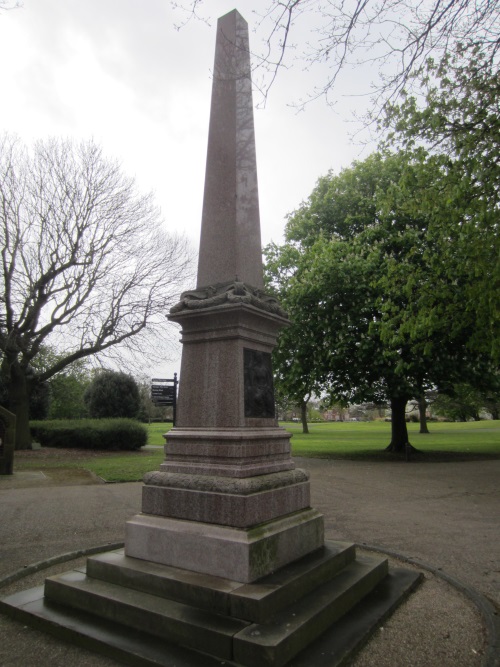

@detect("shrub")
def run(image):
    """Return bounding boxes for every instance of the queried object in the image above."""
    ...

[84,370,140,419]
[30,419,147,451]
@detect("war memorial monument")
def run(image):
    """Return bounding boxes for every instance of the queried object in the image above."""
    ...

[0,10,420,666]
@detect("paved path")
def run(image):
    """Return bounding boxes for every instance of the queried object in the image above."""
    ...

[302,457,500,607]
[0,457,498,666]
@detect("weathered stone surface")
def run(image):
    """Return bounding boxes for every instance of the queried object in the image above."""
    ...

[162,427,295,478]
[141,480,311,527]
[0,558,422,667]
[143,468,309,493]
[134,10,322,583]
[85,541,358,622]
[86,549,241,616]
[125,509,325,583]
[44,570,248,661]
[196,11,263,290]
[168,304,288,431]
[232,556,390,667]
[171,280,287,318]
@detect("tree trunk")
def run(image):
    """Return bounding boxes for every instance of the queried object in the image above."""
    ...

[300,399,309,434]
[418,395,430,434]
[385,396,414,454]
[5,361,32,450]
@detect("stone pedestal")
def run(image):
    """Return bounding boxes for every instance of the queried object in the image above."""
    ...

[124,6,324,585]
[164,301,293,473]
[125,300,325,582]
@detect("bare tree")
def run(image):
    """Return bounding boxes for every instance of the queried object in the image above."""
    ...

[175,1,500,112]
[0,134,193,448]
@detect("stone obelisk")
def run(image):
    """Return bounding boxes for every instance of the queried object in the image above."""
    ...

[2,14,420,667]
[125,9,324,582]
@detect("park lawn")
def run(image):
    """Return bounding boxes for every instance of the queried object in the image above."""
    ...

[13,447,166,483]
[286,420,500,458]
[14,420,500,482]
[146,421,173,446]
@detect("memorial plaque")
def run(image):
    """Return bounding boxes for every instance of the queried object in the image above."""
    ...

[243,348,275,418]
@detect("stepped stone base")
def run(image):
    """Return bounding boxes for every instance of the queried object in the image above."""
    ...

[125,508,325,582]
[0,541,422,667]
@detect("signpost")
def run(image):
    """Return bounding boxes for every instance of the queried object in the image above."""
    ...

[151,374,178,425]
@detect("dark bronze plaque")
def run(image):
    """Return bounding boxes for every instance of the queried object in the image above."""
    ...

[244,348,275,418]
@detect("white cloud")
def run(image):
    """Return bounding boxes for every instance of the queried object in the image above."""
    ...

[0,0,377,376]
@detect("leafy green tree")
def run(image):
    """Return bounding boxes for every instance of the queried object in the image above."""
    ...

[48,360,90,420]
[433,385,485,422]
[266,151,497,452]
[265,243,322,434]
[382,47,500,361]
[433,383,500,422]
[84,370,140,419]
[0,135,191,449]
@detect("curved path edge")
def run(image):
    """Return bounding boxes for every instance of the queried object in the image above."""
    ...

[360,543,500,667]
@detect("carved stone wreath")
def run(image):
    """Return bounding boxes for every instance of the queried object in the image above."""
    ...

[170,280,288,319]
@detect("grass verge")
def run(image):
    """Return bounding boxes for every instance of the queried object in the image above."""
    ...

[12,420,500,482]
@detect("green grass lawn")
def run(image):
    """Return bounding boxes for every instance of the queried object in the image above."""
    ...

[286,419,500,458]
[13,420,500,482]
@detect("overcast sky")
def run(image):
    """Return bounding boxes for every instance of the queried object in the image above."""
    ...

[0,0,378,377]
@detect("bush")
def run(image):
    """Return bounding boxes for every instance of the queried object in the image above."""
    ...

[30,419,147,451]
[84,370,140,419]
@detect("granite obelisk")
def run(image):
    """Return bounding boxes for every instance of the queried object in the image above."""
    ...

[197,7,264,290]
[124,9,324,582]
[1,13,421,666]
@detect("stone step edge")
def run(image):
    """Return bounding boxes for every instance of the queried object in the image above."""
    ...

[0,565,422,667]
[44,554,388,665]
[233,556,390,667]
[44,570,247,661]
[87,540,357,621]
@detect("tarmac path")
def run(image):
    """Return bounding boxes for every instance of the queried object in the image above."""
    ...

[0,456,498,666]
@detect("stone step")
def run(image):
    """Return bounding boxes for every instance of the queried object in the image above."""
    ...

[44,570,249,661]
[1,559,421,667]
[87,540,357,622]
[0,584,236,667]
[86,548,242,617]
[227,541,357,622]
[233,555,389,667]
[46,551,387,667]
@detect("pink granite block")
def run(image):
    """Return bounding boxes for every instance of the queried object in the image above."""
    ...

[141,481,311,527]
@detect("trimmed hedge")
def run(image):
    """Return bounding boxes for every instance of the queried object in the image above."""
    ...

[30,418,147,451]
